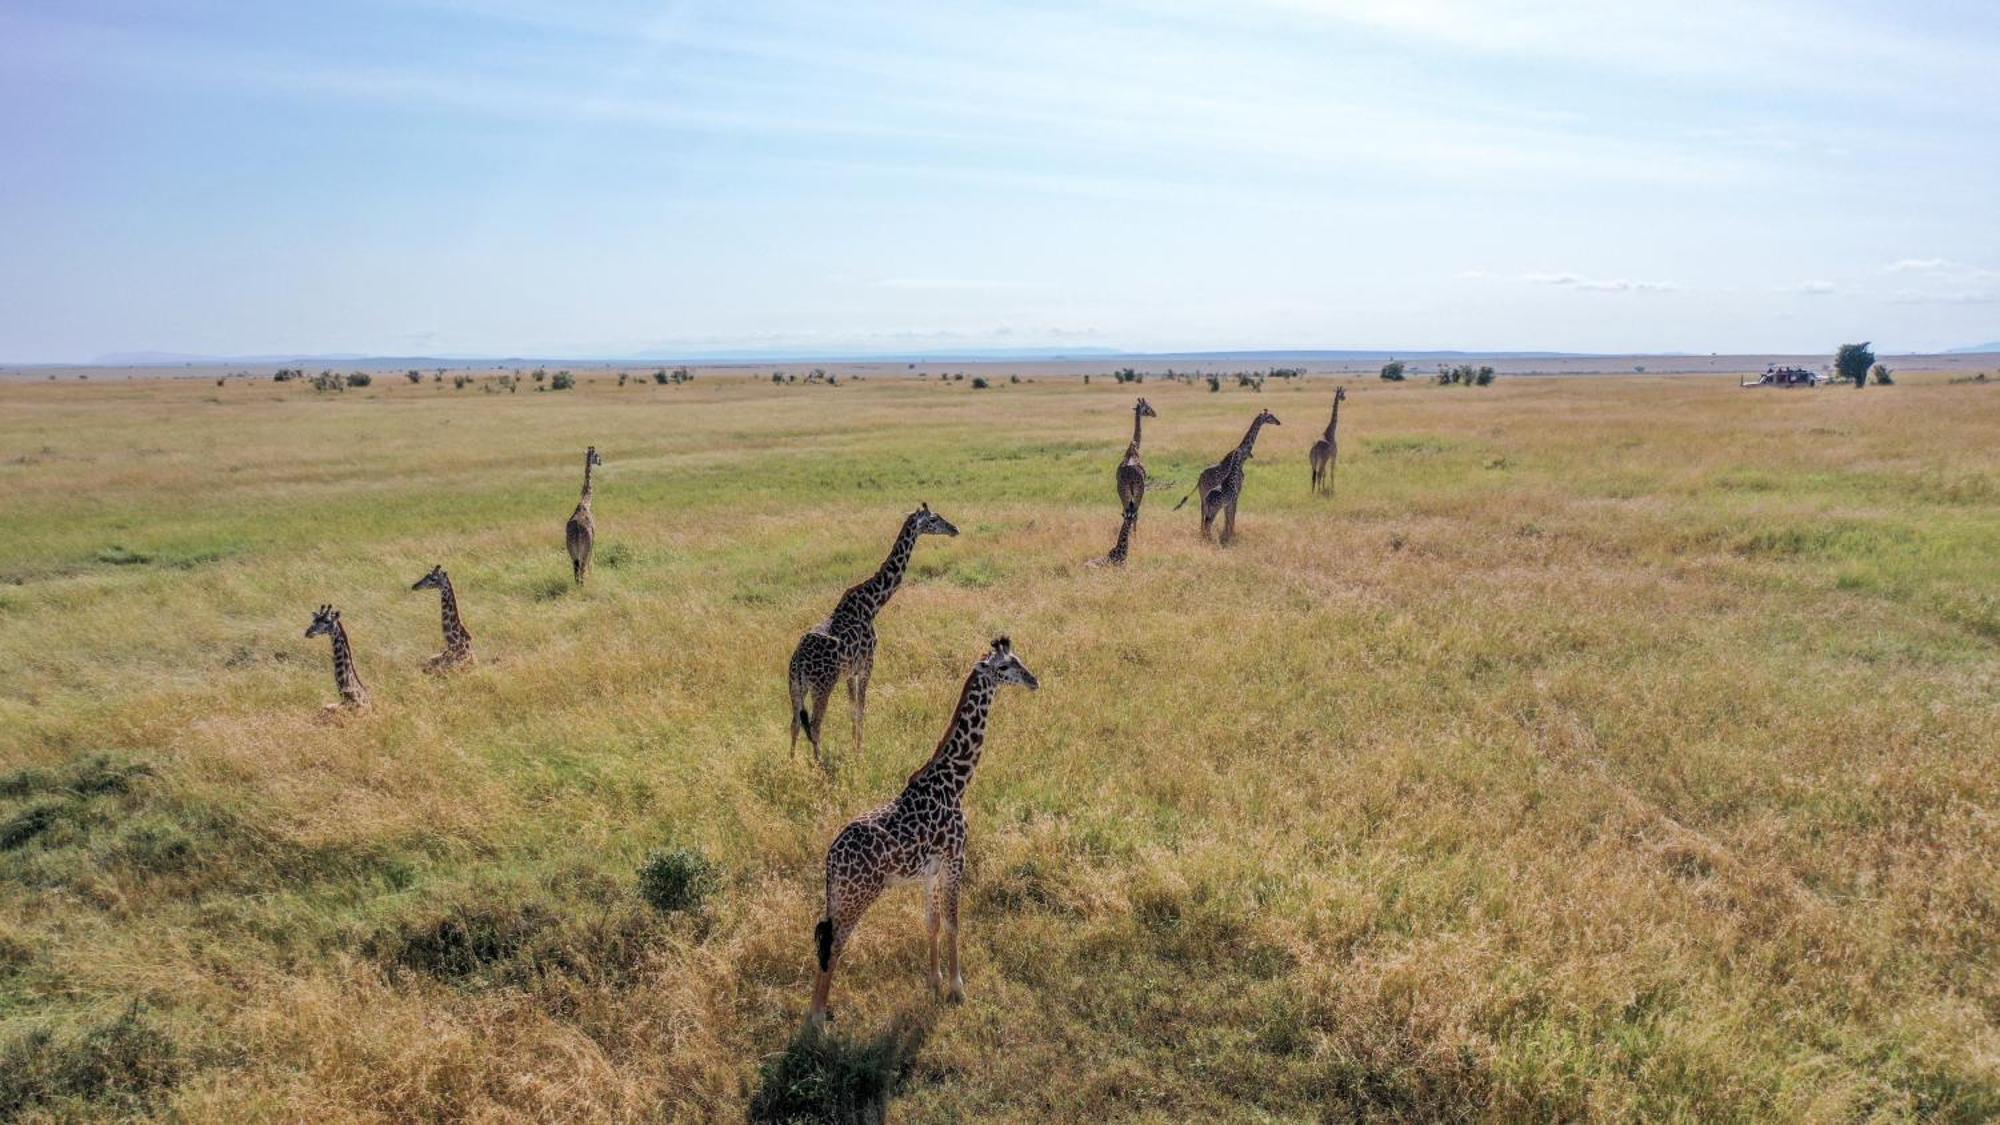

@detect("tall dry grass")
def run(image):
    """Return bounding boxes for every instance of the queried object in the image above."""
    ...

[1,370,1995,1120]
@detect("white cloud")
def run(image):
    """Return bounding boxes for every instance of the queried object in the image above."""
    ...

[1792,281,1837,295]
[1462,270,1679,293]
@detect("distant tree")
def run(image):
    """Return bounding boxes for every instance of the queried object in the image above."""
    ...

[653,369,670,385]
[771,372,784,384]
[532,368,547,384]
[970,376,990,389]
[346,372,372,387]
[617,372,628,386]
[406,369,423,384]
[673,366,693,383]
[1206,374,1221,392]
[1835,342,1874,389]
[1380,359,1406,382]
[550,370,574,390]
[1082,374,1090,385]
[1474,365,1496,386]
[1870,363,1894,386]
[453,374,470,389]
[1009,374,1020,384]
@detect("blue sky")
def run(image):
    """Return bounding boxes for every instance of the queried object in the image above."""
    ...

[4,0,1998,361]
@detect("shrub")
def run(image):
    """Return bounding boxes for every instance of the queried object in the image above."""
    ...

[617,372,628,386]
[405,370,422,384]
[550,371,574,391]
[310,370,344,393]
[1206,374,1221,392]
[1836,342,1874,389]
[1474,366,1496,386]
[638,847,718,913]
[970,376,990,390]
[654,369,671,385]
[532,368,547,384]
[345,372,372,388]
[1379,360,1405,381]
[1871,363,1894,385]
[453,375,470,389]
[771,372,784,384]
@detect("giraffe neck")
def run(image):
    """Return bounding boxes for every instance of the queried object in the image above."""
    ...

[1235,416,1270,459]
[1129,407,1145,453]
[578,459,595,508]
[1108,508,1136,564]
[904,665,997,801]
[330,623,364,699]
[845,517,921,619]
[1324,398,1340,442]
[436,575,471,650]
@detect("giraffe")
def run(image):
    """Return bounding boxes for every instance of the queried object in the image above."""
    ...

[809,636,1039,1026]
[565,446,603,584]
[1088,501,1140,568]
[1115,397,1158,509]
[789,503,959,766]
[411,564,474,672]
[304,605,368,711]
[1174,408,1280,545]
[1308,386,1347,497]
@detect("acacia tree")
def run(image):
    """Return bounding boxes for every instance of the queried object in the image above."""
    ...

[1380,359,1406,381]
[1835,342,1875,389]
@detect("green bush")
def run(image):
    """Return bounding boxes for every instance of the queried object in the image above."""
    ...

[550,371,575,391]
[638,847,718,913]
[345,372,372,388]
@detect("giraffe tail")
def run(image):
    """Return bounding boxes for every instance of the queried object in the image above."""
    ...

[1173,488,1195,511]
[814,917,834,971]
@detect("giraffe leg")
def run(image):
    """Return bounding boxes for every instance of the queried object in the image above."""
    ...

[811,863,885,1027]
[850,660,872,757]
[941,853,965,1003]
[807,681,835,768]
[925,876,944,998]
[1222,499,1238,545]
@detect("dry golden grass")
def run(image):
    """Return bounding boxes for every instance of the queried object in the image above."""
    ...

[1,370,1996,1121]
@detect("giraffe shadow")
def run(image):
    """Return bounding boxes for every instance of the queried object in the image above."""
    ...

[748,1006,937,1124]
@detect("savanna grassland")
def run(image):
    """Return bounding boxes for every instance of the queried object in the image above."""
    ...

[1,370,1996,1122]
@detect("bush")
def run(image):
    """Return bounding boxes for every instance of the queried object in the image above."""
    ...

[654,369,671,385]
[405,370,422,384]
[532,368,547,384]
[345,372,372,388]
[453,375,470,389]
[1871,363,1894,385]
[1206,374,1221,392]
[1836,342,1874,389]
[550,371,574,391]
[638,847,718,913]
[1379,360,1405,381]
[970,376,990,390]
[310,370,344,393]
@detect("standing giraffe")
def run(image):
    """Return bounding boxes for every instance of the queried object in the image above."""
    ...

[809,636,1039,1026]
[1309,386,1347,496]
[789,503,959,765]
[1174,408,1281,544]
[411,564,474,672]
[304,605,368,711]
[565,446,603,584]
[1115,397,1158,508]
[1088,501,1141,568]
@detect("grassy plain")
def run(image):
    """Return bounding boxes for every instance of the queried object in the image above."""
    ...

[1,370,1996,1121]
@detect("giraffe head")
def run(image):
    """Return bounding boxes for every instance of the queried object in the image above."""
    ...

[910,502,959,538]
[1135,397,1157,418]
[1335,387,1347,403]
[412,564,447,592]
[585,446,603,468]
[1256,408,1281,427]
[982,636,1039,691]
[304,604,341,639]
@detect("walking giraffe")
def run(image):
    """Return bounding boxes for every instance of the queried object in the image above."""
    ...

[1115,397,1158,508]
[1088,501,1141,568]
[1174,408,1281,545]
[304,605,368,711]
[411,564,474,672]
[565,446,603,584]
[789,503,959,766]
[809,636,1039,1026]
[1309,386,1347,496]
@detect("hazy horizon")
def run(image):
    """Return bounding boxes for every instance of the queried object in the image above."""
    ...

[5,1,1998,362]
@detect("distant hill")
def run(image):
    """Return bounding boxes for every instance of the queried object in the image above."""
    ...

[1946,342,2000,354]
